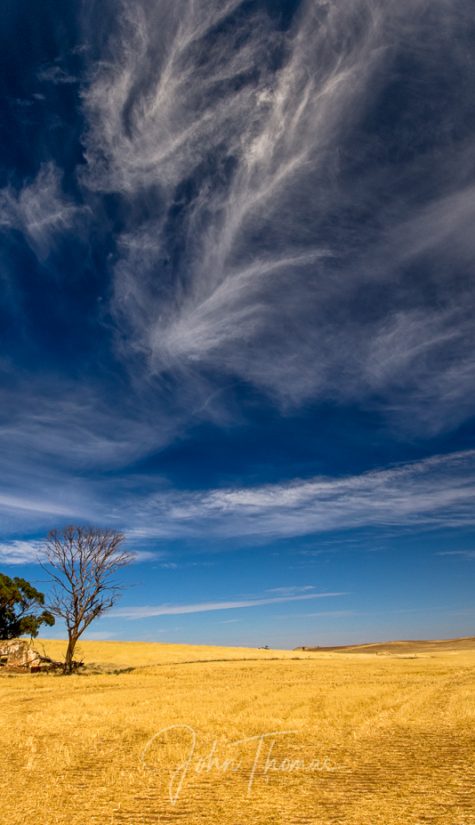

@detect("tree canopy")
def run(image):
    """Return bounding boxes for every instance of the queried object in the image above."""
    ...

[0,573,55,639]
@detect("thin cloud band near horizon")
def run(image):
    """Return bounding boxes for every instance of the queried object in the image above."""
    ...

[108,591,348,619]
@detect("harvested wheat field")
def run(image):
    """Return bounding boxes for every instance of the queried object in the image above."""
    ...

[1,638,474,825]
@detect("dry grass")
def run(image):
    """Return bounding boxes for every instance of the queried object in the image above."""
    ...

[1,638,474,824]
[299,636,475,654]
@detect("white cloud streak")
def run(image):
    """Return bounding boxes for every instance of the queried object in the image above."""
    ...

[0,163,82,259]
[37,65,78,85]
[0,540,161,566]
[1,449,474,546]
[0,540,44,565]
[266,585,316,596]
[0,381,177,536]
[109,591,346,619]
[125,450,475,539]
[0,386,168,469]
[437,550,475,560]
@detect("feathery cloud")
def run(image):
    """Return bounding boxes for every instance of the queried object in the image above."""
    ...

[109,591,347,619]
[79,0,475,433]
[0,540,44,565]
[0,163,82,259]
[437,550,475,560]
[125,450,475,540]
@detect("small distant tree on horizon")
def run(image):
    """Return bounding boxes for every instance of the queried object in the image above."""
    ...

[43,526,132,674]
[0,573,55,640]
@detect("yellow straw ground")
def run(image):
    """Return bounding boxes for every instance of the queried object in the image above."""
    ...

[1,639,474,824]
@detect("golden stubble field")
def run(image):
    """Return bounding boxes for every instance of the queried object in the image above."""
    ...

[1,638,474,825]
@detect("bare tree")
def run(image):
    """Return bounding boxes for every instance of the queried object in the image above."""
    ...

[43,526,132,674]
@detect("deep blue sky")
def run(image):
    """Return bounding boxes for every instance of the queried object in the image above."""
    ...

[1,0,474,647]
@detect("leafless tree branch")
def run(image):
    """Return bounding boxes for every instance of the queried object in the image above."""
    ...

[41,526,132,673]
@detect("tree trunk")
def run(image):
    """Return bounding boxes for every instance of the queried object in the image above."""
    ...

[64,632,79,674]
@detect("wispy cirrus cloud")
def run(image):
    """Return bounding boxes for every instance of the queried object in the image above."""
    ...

[437,550,475,561]
[37,64,78,85]
[78,0,475,434]
[1,449,474,547]
[0,540,44,565]
[126,450,475,540]
[266,585,316,596]
[0,0,474,554]
[0,493,82,520]
[0,539,161,566]
[0,163,83,259]
[0,382,172,536]
[0,383,170,470]
[109,591,346,619]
